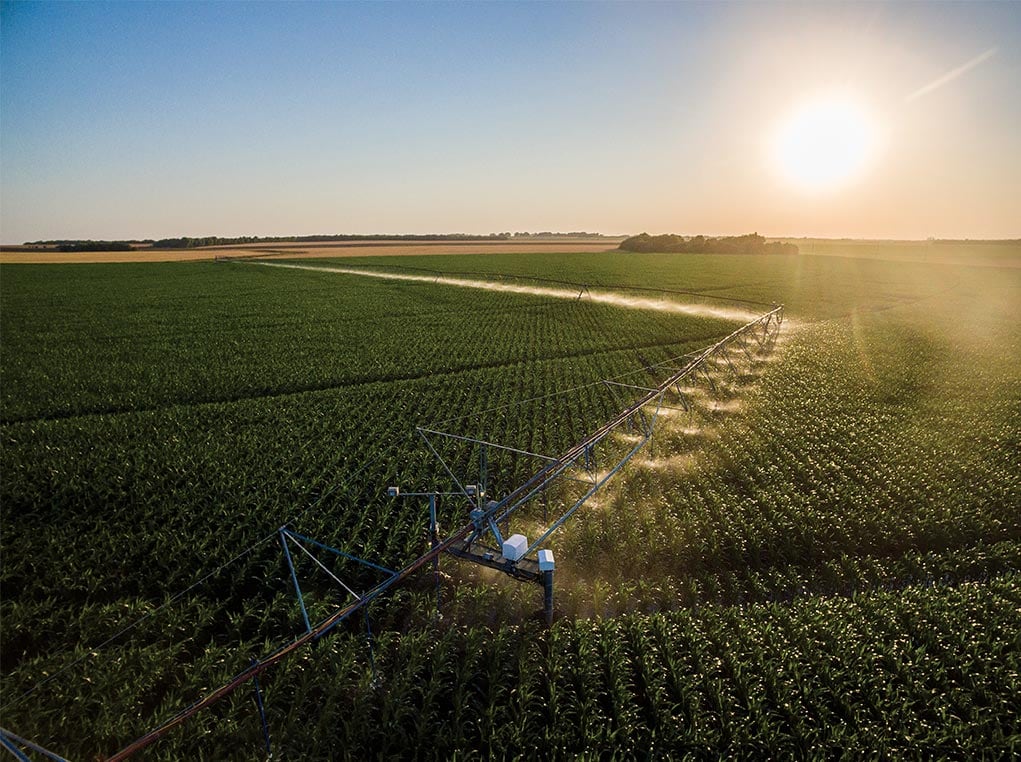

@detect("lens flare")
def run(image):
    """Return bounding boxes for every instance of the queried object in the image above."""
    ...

[773,96,877,192]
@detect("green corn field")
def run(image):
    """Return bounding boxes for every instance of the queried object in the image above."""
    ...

[1,246,1018,758]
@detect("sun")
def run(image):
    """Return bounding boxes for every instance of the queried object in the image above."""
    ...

[772,96,877,192]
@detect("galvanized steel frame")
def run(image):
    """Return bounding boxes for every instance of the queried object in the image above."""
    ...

[104,303,782,760]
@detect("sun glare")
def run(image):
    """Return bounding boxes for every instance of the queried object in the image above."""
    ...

[773,97,876,192]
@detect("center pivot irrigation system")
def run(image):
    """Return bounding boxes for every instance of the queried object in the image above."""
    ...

[2,285,782,761]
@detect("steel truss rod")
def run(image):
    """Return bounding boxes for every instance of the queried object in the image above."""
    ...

[719,346,739,376]
[282,530,398,577]
[416,427,559,464]
[0,729,68,762]
[107,523,477,761]
[523,395,664,557]
[280,530,310,633]
[603,380,662,394]
[286,532,363,602]
[0,734,30,762]
[735,332,754,360]
[417,429,474,501]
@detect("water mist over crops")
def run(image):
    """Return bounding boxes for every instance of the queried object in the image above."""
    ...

[247,261,761,322]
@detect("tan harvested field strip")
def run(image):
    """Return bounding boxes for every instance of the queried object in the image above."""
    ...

[0,239,624,264]
[6,237,1018,267]
[0,248,228,264]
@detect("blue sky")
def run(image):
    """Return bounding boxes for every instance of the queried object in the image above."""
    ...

[2,1,1018,241]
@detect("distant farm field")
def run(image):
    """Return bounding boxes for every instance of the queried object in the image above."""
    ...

[1,248,1019,758]
[4,236,1018,267]
[0,238,624,264]
[776,238,1021,268]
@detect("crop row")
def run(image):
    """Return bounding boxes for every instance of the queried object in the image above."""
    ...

[196,574,1021,759]
[1,254,1018,757]
[556,289,1021,600]
[0,262,734,423]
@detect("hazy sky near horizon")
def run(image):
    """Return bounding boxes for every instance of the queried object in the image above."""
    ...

[2,1,1019,242]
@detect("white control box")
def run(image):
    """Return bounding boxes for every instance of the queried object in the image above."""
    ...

[538,549,555,572]
[502,534,528,562]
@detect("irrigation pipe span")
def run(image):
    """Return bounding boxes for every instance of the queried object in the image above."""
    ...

[103,303,783,760]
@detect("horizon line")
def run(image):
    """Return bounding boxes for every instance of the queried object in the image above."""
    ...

[5,232,1021,248]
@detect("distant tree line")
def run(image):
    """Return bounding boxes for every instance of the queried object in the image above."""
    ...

[509,231,612,238]
[928,238,1021,245]
[39,240,140,252]
[619,233,799,255]
[24,232,617,250]
[150,233,516,249]
[24,239,154,247]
